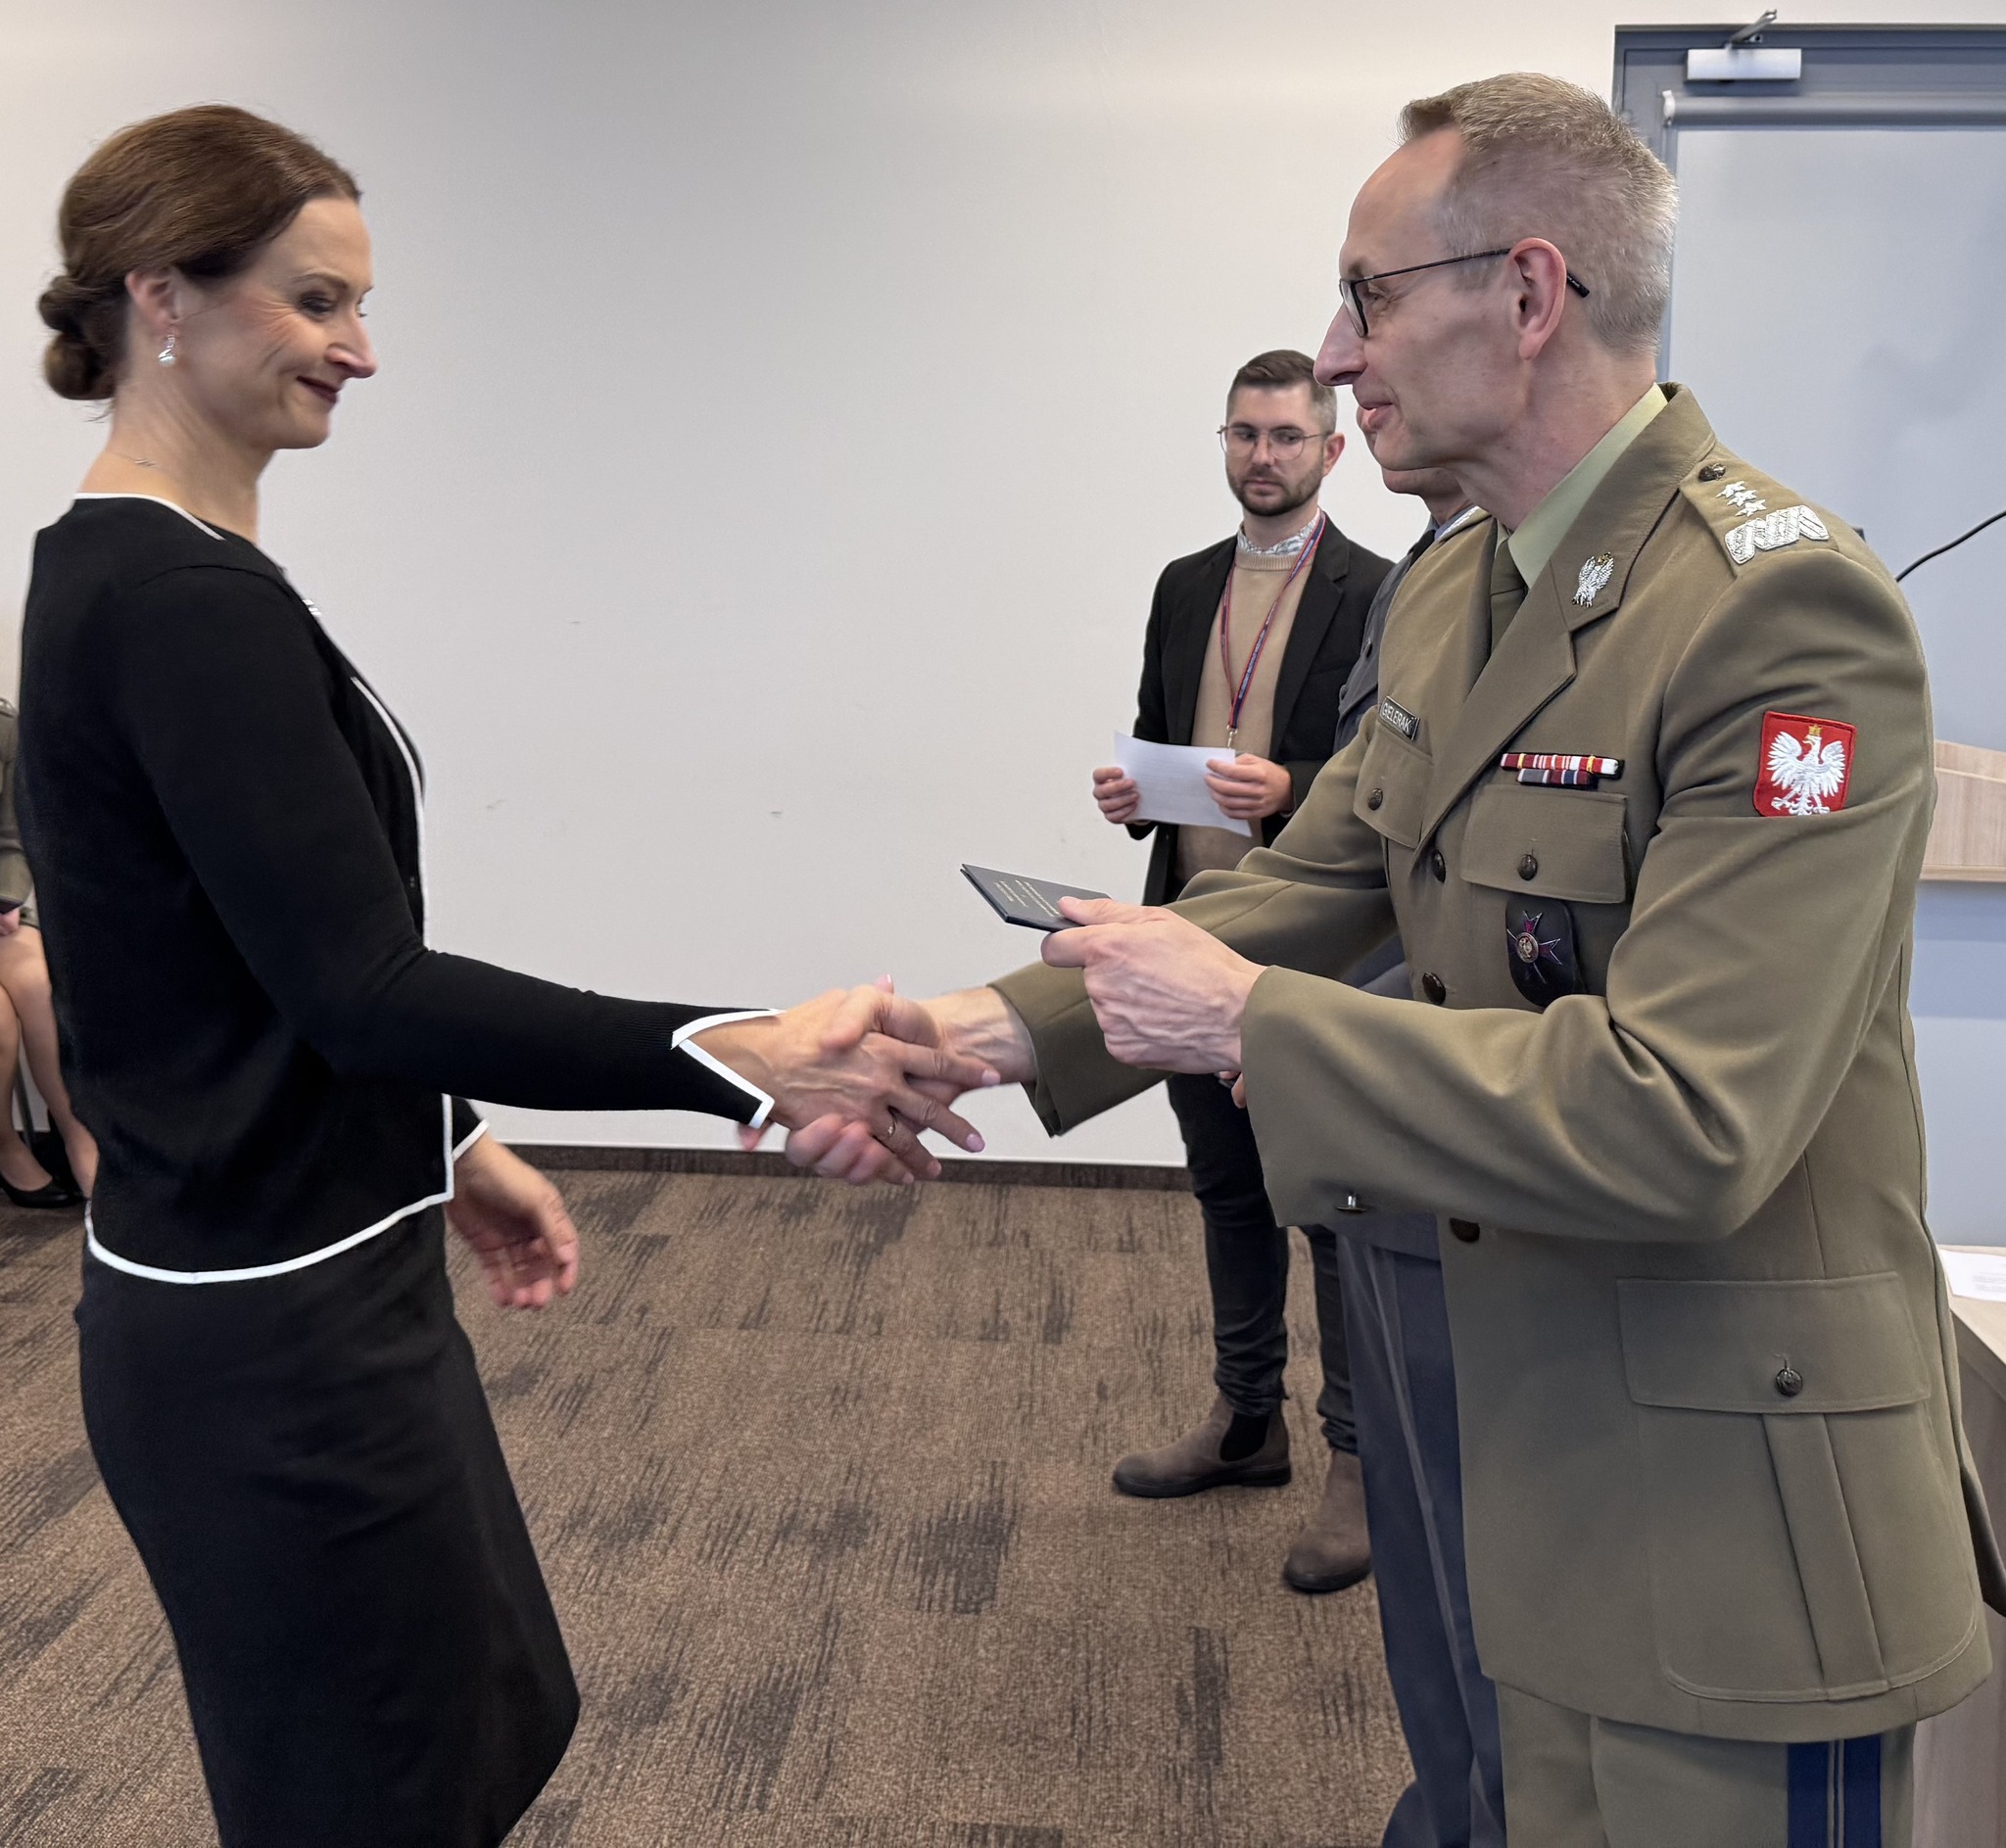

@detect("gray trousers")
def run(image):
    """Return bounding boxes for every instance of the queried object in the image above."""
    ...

[1498,1686,1913,1847]
[1337,1233,1505,1848]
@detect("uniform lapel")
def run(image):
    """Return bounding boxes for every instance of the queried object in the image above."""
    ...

[1419,529,1577,844]
[1417,388,1715,846]
[1166,539,1236,745]
[1268,526,1347,746]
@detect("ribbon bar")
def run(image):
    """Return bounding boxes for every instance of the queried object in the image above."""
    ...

[1499,752,1623,777]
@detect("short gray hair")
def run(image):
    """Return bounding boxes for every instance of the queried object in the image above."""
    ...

[1400,72,1677,355]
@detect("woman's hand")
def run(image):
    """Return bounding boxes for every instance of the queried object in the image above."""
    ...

[446,1133,580,1310]
[695,980,1002,1185]
[756,984,1035,1185]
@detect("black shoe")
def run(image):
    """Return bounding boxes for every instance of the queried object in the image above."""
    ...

[29,1128,79,1197]
[0,1171,80,1208]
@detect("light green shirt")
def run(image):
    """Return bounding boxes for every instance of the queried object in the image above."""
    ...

[1504,384,1668,591]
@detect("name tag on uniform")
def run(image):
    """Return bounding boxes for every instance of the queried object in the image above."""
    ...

[1500,750,1622,788]
[1379,698,1419,741]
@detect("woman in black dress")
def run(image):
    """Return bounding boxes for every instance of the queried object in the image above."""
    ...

[23,106,993,1847]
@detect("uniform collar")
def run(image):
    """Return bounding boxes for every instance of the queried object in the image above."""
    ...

[1504,384,1668,592]
[1415,385,1716,846]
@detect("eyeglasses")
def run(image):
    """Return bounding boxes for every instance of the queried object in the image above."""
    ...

[1218,423,1330,460]
[1337,248,1592,339]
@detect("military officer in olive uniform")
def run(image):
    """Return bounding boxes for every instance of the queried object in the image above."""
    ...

[783,71,2006,1848]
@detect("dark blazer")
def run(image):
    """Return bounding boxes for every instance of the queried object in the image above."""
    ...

[1128,520,1391,905]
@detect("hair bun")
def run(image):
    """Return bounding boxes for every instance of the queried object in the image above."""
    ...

[38,274,114,401]
[37,272,90,334]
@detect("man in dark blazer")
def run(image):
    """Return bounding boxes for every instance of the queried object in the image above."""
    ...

[1088,350,1390,1591]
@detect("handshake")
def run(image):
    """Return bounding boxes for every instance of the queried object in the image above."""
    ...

[694,896,1269,1186]
[693,979,1033,1186]
[455,899,1266,1310]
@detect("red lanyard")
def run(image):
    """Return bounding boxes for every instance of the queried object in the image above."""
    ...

[1218,511,1324,747]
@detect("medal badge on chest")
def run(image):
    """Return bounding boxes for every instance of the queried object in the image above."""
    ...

[1504,896,1582,1009]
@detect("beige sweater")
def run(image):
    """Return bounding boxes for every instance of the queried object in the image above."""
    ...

[1174,546,1312,884]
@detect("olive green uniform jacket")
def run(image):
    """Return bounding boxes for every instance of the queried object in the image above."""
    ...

[994,386,2006,1741]
[0,702,34,920]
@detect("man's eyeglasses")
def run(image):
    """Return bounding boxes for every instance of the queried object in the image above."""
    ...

[1337,248,1591,339]
[1218,423,1329,460]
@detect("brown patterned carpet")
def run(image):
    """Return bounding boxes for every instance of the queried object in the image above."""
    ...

[0,1162,1409,1846]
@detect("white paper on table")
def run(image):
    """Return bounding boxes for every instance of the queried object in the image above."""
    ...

[1940,1248,2006,1303]
[1113,733,1252,836]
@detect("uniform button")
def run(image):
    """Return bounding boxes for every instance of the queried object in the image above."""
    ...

[1367,787,1384,811]
[1448,1218,1480,1244]
[1774,1365,1804,1398]
[1421,972,1447,1005]
[1698,461,1728,482]
[1430,849,1447,881]
[1518,852,1539,880]
[1334,1193,1365,1214]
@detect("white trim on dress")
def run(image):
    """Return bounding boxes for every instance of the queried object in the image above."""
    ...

[670,1011,780,1128]
[73,493,228,542]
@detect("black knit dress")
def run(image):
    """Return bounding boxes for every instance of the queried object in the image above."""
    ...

[19,495,767,1847]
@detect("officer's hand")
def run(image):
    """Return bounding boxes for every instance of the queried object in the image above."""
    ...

[1205,754,1293,821]
[1041,898,1262,1073]
[1092,766,1141,825]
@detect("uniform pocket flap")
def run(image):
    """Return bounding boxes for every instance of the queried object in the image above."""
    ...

[1463,781,1629,903]
[1355,722,1431,850]
[1618,1273,1929,1414]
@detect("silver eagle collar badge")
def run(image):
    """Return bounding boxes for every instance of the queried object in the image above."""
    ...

[1573,553,1616,608]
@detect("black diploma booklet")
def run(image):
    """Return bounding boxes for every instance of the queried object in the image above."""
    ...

[961,865,1109,932]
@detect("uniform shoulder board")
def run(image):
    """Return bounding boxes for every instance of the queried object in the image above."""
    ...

[1680,453,1842,570]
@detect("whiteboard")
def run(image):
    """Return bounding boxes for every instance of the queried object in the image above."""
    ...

[1669,124,2006,1241]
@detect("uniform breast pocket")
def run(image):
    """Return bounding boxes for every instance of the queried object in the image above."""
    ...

[1618,1273,1975,1703]
[1355,721,1432,852]
[1464,781,1628,1004]
[1461,780,1629,903]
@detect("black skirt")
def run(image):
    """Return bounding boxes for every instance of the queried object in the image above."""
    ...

[78,1208,577,1847]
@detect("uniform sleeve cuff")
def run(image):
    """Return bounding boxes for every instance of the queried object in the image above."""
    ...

[451,1116,491,1161]
[671,1010,781,1129]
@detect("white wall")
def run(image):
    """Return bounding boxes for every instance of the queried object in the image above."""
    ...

[5,0,2005,1162]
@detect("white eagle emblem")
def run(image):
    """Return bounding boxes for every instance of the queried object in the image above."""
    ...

[1573,553,1616,608]
[1765,723,1848,815]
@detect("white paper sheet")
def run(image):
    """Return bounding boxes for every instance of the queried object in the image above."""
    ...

[1113,733,1252,836]
[1941,1248,2006,1303]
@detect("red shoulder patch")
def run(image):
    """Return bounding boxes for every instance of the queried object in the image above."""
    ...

[1755,711,1855,817]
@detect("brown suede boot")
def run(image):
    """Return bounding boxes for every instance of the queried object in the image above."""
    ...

[1281,1446,1372,1593]
[1110,1394,1291,1498]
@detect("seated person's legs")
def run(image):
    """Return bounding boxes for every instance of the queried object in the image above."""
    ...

[0,979,66,1204]
[0,924,96,1197]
